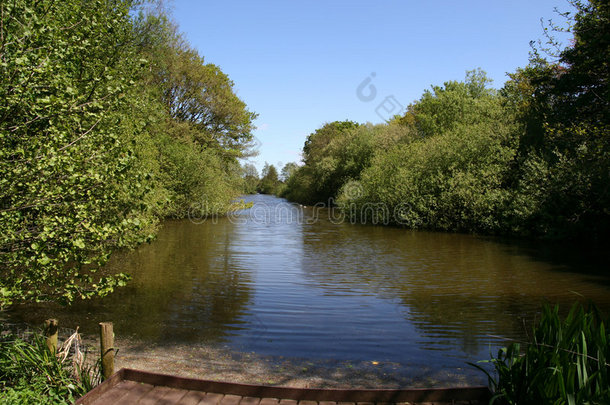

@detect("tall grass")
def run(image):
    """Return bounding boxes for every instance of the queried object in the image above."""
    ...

[0,326,101,404]
[471,303,610,405]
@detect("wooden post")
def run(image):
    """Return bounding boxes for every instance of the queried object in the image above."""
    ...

[99,322,114,380]
[44,319,58,354]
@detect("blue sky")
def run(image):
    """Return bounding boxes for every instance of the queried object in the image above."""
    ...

[171,0,572,173]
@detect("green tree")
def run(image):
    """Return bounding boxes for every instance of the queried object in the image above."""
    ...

[132,11,256,218]
[0,0,259,306]
[282,121,415,205]
[502,0,609,238]
[339,71,519,233]
[280,162,299,182]
[137,14,258,159]
[408,68,498,138]
[242,163,259,194]
[258,163,280,195]
[0,0,154,305]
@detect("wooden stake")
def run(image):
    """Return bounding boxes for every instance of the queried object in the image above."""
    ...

[44,319,58,354]
[99,322,115,380]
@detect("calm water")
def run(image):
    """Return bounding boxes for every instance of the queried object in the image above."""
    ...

[6,194,610,381]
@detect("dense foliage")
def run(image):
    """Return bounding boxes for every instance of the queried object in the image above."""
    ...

[258,162,280,195]
[0,329,98,404]
[0,1,256,306]
[471,303,610,404]
[282,1,608,240]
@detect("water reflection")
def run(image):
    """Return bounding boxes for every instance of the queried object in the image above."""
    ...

[299,215,610,358]
[5,194,610,378]
[8,218,254,344]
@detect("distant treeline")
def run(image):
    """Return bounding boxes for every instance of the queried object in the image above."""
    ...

[0,0,256,305]
[280,0,608,241]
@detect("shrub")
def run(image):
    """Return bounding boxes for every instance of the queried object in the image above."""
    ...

[0,327,100,404]
[471,303,610,404]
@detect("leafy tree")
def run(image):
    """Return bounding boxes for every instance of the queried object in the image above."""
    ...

[257,163,280,195]
[338,71,519,233]
[242,163,259,194]
[282,121,415,205]
[284,121,360,203]
[137,14,258,159]
[0,0,259,306]
[302,120,360,166]
[0,0,154,305]
[132,11,256,217]
[408,69,499,138]
[280,162,299,182]
[502,0,609,238]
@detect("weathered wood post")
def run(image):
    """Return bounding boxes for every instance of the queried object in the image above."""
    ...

[99,322,115,380]
[44,319,58,354]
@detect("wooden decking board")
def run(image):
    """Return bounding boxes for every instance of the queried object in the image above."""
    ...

[240,396,262,405]
[176,390,211,405]
[198,392,225,405]
[160,387,192,404]
[137,386,189,405]
[258,398,282,405]
[220,394,245,405]
[89,380,139,404]
[75,368,491,405]
[298,400,319,405]
[108,381,156,403]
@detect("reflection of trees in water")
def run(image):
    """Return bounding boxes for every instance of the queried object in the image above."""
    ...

[8,218,254,344]
[300,222,610,355]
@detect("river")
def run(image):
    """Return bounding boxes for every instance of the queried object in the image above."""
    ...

[4,194,610,387]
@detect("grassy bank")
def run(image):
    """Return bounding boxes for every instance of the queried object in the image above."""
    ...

[0,326,100,404]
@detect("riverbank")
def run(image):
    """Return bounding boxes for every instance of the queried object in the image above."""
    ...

[113,339,483,389]
[0,320,483,390]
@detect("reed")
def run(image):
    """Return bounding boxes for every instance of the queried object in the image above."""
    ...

[0,326,101,404]
[471,303,610,405]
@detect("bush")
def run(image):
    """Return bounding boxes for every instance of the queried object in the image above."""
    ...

[0,327,100,404]
[471,303,610,405]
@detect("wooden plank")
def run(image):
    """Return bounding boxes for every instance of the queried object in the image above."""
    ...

[199,393,225,405]
[161,387,191,403]
[124,369,490,403]
[259,398,281,405]
[86,369,491,404]
[177,391,210,405]
[88,380,139,405]
[240,396,261,405]
[298,401,318,405]
[278,399,298,405]
[136,385,189,405]
[220,394,243,405]
[109,382,155,404]
[75,368,126,404]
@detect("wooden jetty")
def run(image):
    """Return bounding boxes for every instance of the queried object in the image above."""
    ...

[75,368,492,405]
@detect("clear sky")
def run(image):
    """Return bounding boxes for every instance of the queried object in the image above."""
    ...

[171,0,572,173]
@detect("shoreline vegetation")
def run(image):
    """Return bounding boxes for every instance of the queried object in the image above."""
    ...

[264,1,608,243]
[1,0,608,403]
[1,302,608,404]
[1,1,257,306]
